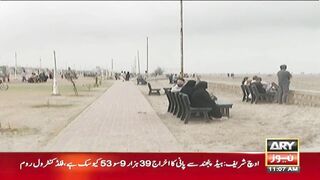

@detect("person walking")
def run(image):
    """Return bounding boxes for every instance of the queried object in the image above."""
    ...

[21,68,27,82]
[277,64,292,104]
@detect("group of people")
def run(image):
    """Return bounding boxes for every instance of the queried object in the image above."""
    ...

[168,73,197,84]
[115,71,130,81]
[22,68,52,83]
[170,77,222,119]
[27,71,50,83]
[242,76,278,93]
[241,64,292,104]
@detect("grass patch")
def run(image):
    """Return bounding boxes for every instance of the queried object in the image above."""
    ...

[0,123,40,136]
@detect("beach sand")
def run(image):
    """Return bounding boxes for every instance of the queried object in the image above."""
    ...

[138,78,320,152]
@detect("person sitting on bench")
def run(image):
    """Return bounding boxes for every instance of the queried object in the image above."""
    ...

[190,81,222,119]
[180,80,196,99]
[171,77,185,92]
[251,77,266,94]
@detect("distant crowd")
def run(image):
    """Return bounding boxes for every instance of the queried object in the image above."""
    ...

[114,71,131,81]
[21,68,52,83]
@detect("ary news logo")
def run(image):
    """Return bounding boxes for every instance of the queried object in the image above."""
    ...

[265,138,300,173]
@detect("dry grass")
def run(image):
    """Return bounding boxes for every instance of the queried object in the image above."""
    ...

[0,77,113,151]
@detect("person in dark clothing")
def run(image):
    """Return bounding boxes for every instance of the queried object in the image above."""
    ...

[251,77,266,94]
[125,71,130,81]
[180,80,196,98]
[277,64,292,104]
[168,74,173,84]
[241,77,249,85]
[190,81,222,119]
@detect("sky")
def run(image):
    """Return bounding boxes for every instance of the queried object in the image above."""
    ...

[0,1,319,74]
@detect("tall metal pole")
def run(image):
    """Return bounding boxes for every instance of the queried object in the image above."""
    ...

[137,50,141,74]
[134,56,137,74]
[111,58,114,78]
[52,50,60,96]
[180,0,184,77]
[146,37,149,74]
[39,58,42,71]
[111,58,114,71]
[14,52,17,79]
[106,62,108,78]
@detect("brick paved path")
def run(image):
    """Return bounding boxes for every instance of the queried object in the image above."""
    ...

[44,81,181,152]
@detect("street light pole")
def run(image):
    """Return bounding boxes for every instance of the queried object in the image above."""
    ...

[14,52,17,80]
[52,50,60,96]
[39,58,42,71]
[146,37,149,74]
[180,0,184,77]
[111,58,114,78]
[137,50,141,74]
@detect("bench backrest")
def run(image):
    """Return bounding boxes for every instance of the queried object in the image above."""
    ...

[165,89,172,104]
[248,85,255,98]
[171,91,177,109]
[251,84,261,97]
[240,85,246,95]
[177,93,185,113]
[147,83,152,90]
[244,85,251,96]
[181,93,191,111]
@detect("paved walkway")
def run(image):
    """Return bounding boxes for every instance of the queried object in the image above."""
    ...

[44,81,181,152]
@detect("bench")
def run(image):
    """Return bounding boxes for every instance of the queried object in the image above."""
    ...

[171,92,180,115]
[163,87,172,92]
[215,100,233,118]
[148,83,161,95]
[250,84,271,104]
[137,77,147,85]
[245,85,255,104]
[180,93,212,124]
[240,84,249,102]
[164,88,173,112]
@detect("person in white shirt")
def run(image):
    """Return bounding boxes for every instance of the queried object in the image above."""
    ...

[171,77,185,92]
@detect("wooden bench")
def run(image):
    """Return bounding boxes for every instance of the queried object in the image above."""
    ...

[163,87,172,92]
[147,83,160,95]
[180,93,212,124]
[243,85,253,102]
[164,88,173,112]
[240,85,248,102]
[137,78,147,85]
[250,84,270,104]
[215,100,233,118]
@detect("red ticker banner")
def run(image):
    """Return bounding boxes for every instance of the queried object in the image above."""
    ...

[0,153,319,180]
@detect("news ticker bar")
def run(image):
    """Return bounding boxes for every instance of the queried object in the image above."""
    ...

[0,0,319,1]
[0,153,319,176]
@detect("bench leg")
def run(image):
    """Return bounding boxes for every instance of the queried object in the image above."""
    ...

[184,112,190,124]
[204,112,210,122]
[180,111,186,121]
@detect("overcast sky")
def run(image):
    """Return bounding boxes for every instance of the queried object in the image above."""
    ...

[0,1,319,74]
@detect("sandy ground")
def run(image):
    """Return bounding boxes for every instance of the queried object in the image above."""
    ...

[1,74,319,152]
[139,79,320,152]
[0,77,113,151]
